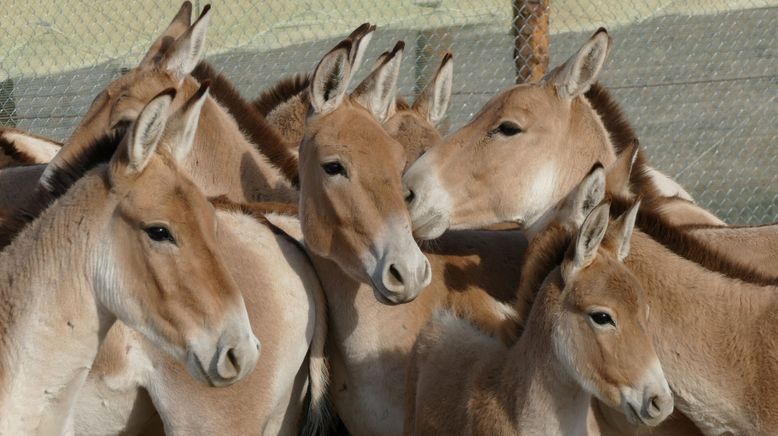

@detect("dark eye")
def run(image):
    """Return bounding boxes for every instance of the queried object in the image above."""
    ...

[322,161,347,177]
[590,311,615,327]
[144,225,176,244]
[496,121,523,136]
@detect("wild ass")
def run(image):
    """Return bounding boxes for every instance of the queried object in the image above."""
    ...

[287,38,529,435]
[405,202,673,435]
[0,127,62,168]
[0,89,259,435]
[0,1,297,214]
[532,169,778,435]
[402,28,723,240]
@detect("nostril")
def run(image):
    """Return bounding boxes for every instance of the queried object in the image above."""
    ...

[405,188,415,204]
[647,395,661,416]
[389,264,404,285]
[227,348,239,372]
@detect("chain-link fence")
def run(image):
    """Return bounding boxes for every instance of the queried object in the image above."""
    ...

[1,1,775,223]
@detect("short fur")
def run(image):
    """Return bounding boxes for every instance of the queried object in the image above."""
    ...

[191,61,300,187]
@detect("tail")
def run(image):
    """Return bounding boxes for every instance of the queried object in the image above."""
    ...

[300,272,335,436]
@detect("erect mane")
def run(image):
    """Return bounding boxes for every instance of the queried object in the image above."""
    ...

[513,223,573,334]
[191,61,300,187]
[394,96,411,112]
[252,73,310,117]
[0,127,126,249]
[608,195,778,286]
[0,127,63,166]
[584,83,662,202]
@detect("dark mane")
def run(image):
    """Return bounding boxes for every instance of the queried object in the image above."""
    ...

[608,195,778,286]
[394,96,411,112]
[209,195,304,251]
[252,73,310,117]
[513,223,573,334]
[0,127,126,249]
[584,83,662,202]
[191,61,300,187]
[0,127,62,166]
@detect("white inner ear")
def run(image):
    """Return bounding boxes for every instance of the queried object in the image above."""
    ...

[574,203,609,270]
[355,52,402,122]
[350,30,374,73]
[430,60,453,125]
[163,9,211,79]
[311,49,352,115]
[128,95,172,173]
[168,89,208,163]
[574,168,606,226]
[616,202,640,261]
[557,32,609,100]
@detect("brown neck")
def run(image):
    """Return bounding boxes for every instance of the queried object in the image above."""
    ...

[191,62,300,187]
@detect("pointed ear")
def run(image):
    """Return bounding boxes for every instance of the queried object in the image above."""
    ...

[309,40,353,115]
[413,52,453,126]
[348,23,376,73]
[352,41,404,122]
[610,199,640,262]
[140,1,193,66]
[160,5,211,80]
[124,89,176,174]
[543,28,611,100]
[164,81,209,163]
[565,201,610,281]
[606,140,639,198]
[565,163,606,228]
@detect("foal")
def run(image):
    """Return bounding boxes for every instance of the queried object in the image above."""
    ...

[0,89,258,434]
[406,202,672,435]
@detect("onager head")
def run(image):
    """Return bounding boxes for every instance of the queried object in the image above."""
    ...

[298,38,431,304]
[403,28,615,239]
[382,52,453,168]
[102,85,259,387]
[42,2,211,190]
[549,201,673,426]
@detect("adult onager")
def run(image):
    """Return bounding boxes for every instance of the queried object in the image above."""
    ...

[289,36,527,435]
[0,1,297,214]
[406,202,673,435]
[0,89,259,435]
[402,28,723,240]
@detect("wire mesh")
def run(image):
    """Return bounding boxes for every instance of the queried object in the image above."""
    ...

[0,0,775,223]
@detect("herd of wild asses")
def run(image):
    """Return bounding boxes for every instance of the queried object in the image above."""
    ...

[1,2,776,435]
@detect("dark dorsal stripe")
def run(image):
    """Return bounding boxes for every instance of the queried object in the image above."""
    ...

[608,195,778,286]
[252,73,310,117]
[584,83,663,202]
[0,127,126,249]
[0,133,39,166]
[191,61,300,187]
[513,223,573,335]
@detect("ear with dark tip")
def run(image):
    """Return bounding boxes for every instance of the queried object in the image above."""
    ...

[164,81,209,163]
[123,89,176,174]
[348,23,376,72]
[413,52,453,126]
[309,40,353,115]
[606,139,640,198]
[567,163,606,228]
[610,199,640,262]
[543,28,611,100]
[140,1,193,66]
[159,4,211,80]
[570,201,610,275]
[352,41,404,122]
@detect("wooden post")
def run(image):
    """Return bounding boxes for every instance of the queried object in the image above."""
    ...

[512,0,550,84]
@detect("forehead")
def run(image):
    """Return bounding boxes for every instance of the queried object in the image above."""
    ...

[104,68,177,96]
[477,84,558,121]
[308,102,406,164]
[570,254,644,310]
